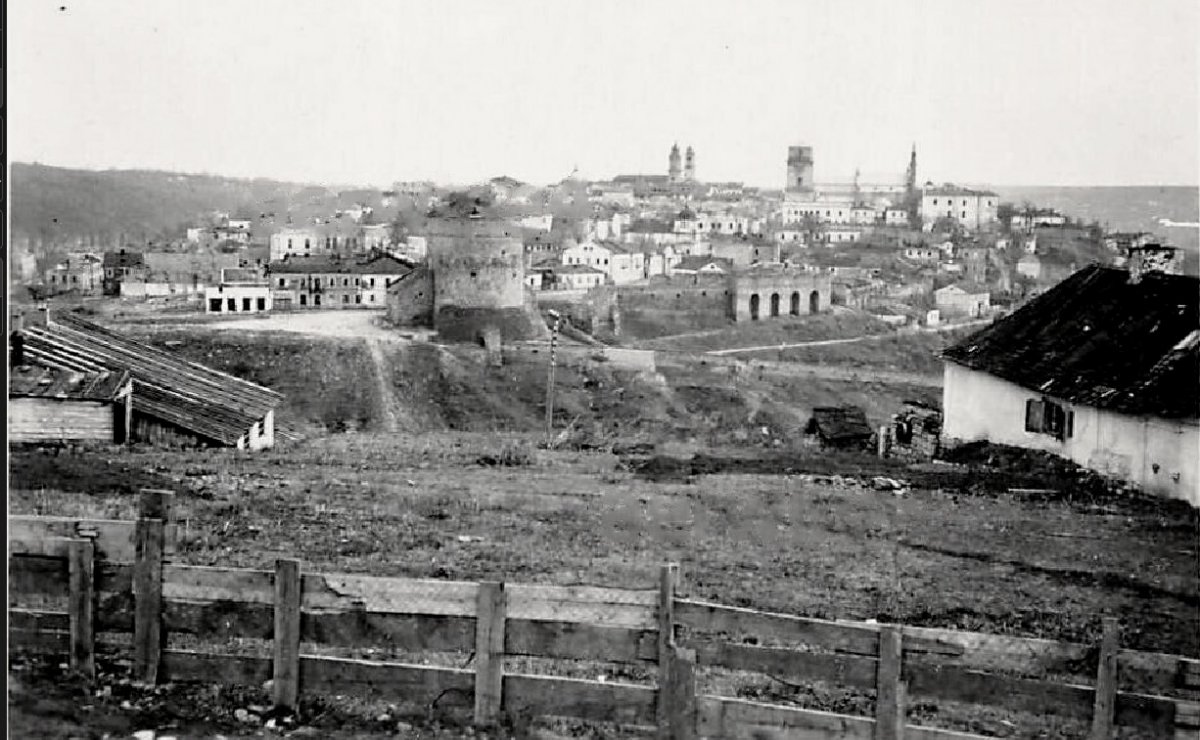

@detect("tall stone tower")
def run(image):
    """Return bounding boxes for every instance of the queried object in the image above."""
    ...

[684,146,696,181]
[425,201,547,343]
[786,146,815,194]
[905,143,918,195]
[668,143,682,183]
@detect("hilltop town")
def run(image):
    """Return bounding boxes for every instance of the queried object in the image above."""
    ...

[11,143,1174,334]
[8,147,1199,740]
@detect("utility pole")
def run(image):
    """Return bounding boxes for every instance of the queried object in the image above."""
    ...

[544,310,562,446]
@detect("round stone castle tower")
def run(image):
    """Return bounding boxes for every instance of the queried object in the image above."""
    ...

[426,213,546,343]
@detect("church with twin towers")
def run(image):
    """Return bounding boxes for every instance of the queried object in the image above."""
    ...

[668,142,695,184]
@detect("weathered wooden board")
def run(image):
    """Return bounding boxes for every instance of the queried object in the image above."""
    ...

[690,640,878,689]
[10,517,138,562]
[150,566,657,627]
[905,623,1191,695]
[697,695,875,740]
[696,696,993,740]
[161,650,272,686]
[10,628,71,653]
[300,657,474,704]
[507,620,658,663]
[9,608,70,632]
[676,600,962,657]
[9,554,69,596]
[505,673,658,727]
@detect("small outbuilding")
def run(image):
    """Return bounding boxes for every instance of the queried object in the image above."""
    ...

[804,406,874,449]
[9,364,133,445]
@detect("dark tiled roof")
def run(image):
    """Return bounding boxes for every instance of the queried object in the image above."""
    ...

[103,251,145,269]
[19,314,281,445]
[942,264,1199,419]
[10,364,130,401]
[270,255,415,276]
[806,406,874,443]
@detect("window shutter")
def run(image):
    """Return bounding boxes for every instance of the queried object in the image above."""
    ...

[1066,410,1075,439]
[1025,399,1044,432]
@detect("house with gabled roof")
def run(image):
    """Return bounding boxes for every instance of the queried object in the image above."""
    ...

[940,246,1198,504]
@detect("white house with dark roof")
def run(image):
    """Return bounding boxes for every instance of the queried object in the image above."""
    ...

[941,246,1198,504]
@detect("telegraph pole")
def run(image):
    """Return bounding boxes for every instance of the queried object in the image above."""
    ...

[544,310,562,446]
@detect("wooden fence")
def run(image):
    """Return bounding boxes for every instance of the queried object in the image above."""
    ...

[9,493,1200,740]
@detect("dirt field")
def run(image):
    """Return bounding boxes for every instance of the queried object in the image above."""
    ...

[9,318,1198,739]
[9,434,1198,738]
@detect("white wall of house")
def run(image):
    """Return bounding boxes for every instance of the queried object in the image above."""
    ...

[943,362,1199,505]
[608,251,645,285]
[204,284,273,314]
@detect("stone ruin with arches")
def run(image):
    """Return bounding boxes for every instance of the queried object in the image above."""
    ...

[729,267,831,322]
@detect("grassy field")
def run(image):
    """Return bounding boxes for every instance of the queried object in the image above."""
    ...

[629,312,897,352]
[736,327,980,376]
[9,434,1198,738]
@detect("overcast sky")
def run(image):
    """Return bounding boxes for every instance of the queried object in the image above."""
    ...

[9,0,1198,188]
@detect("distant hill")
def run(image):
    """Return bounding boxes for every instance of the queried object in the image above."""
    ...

[9,162,326,251]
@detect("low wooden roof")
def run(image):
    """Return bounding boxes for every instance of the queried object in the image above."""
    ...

[18,314,281,445]
[9,364,130,401]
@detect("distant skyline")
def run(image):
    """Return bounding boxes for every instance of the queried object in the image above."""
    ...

[8,0,1199,188]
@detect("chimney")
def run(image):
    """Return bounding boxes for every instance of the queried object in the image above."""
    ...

[1126,244,1180,285]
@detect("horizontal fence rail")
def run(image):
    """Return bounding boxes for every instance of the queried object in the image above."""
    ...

[9,499,1200,740]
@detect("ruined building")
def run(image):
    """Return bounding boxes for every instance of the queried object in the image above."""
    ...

[387,195,547,343]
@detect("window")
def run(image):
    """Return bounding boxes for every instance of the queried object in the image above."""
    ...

[228,298,237,311]
[933,199,938,205]
[305,239,311,249]
[1025,398,1073,441]
[369,294,375,302]
[342,295,349,304]
[243,297,252,311]
[278,278,285,287]
[315,295,321,306]
[257,297,266,311]
[355,295,362,304]
[209,298,223,312]
[369,278,375,287]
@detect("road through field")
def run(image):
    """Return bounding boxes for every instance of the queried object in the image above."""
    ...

[705,318,992,356]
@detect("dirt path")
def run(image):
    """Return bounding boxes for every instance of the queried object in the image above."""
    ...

[706,319,991,356]
[203,310,411,340]
[744,359,942,387]
[364,338,400,432]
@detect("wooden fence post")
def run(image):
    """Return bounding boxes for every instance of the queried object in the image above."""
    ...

[1175,701,1200,740]
[133,515,165,685]
[139,489,177,555]
[273,558,302,711]
[658,563,696,740]
[68,537,96,680]
[875,625,905,740]
[1090,617,1120,740]
[474,581,506,727]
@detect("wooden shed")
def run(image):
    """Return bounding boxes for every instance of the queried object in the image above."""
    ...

[9,365,132,444]
[804,405,875,449]
[16,312,282,450]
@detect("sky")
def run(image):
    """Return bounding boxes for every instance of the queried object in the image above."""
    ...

[8,0,1199,188]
